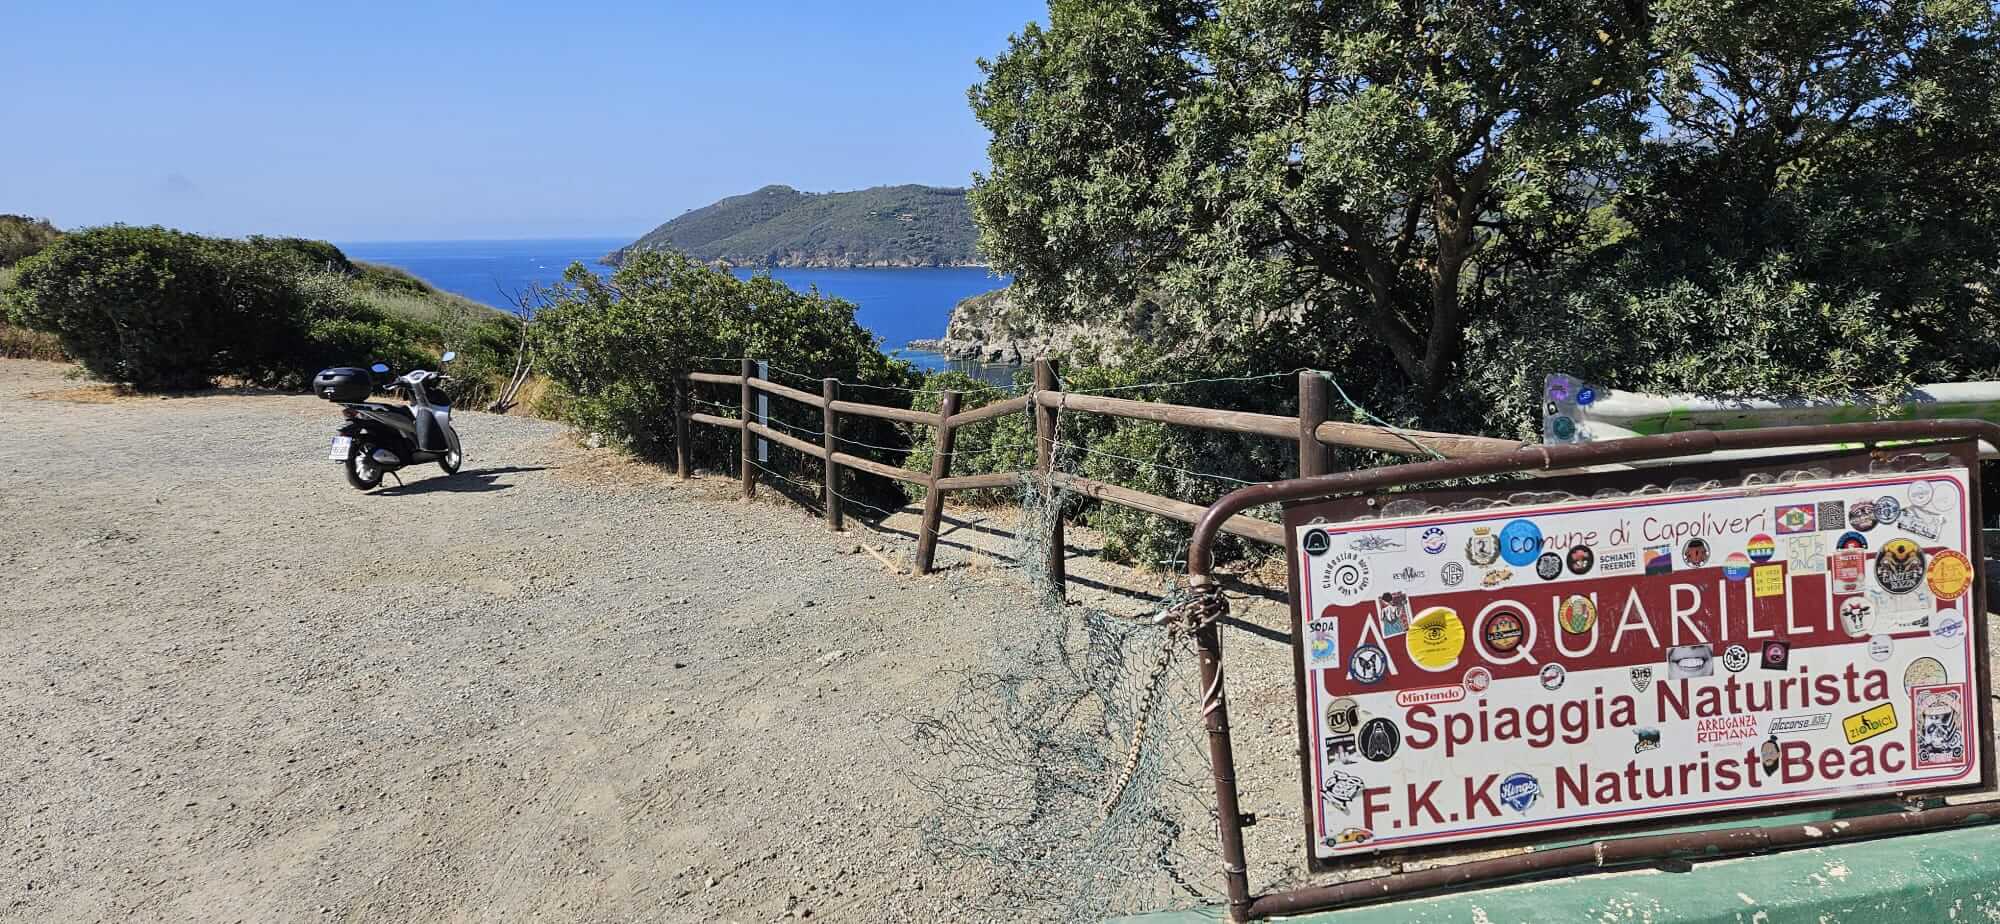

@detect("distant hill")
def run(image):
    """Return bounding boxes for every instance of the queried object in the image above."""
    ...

[611,184,980,268]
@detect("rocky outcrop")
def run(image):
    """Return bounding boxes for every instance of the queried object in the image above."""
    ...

[908,287,1159,364]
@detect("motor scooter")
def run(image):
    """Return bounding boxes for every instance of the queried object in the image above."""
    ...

[313,353,464,490]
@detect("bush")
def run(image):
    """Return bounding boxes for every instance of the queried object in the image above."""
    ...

[3,226,322,390]
[0,215,62,268]
[1,226,524,399]
[531,249,920,490]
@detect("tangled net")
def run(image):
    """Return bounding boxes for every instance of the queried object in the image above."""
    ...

[906,470,1228,921]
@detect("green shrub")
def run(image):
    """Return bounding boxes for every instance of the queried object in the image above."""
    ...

[531,249,920,496]
[0,215,62,268]
[3,226,320,390]
[1,226,524,401]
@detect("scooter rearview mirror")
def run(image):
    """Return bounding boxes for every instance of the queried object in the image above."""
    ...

[371,363,390,374]
[441,351,457,364]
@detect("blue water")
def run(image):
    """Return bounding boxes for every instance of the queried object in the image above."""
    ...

[335,238,1011,374]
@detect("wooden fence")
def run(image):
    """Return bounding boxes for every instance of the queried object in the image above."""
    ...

[681,359,1523,584]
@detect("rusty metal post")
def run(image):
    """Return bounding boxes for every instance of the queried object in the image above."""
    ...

[822,377,842,532]
[915,391,961,573]
[1297,370,1329,479]
[1033,359,1066,595]
[739,358,756,499]
[674,378,691,480]
[1191,575,1255,923]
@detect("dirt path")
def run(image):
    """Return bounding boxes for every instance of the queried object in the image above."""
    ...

[0,360,1318,923]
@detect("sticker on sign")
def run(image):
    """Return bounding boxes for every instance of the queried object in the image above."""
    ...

[1287,465,1983,863]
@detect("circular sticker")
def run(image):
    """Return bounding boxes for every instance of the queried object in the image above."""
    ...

[1552,416,1576,440]
[1441,562,1465,586]
[1539,663,1566,691]
[1682,538,1711,568]
[1874,496,1902,526]
[1499,520,1544,567]
[1462,666,1493,694]
[1328,552,1371,600]
[1483,612,1526,654]
[1836,531,1869,550]
[1324,697,1360,737]
[1839,597,1874,637]
[1722,552,1752,581]
[1421,526,1447,555]
[1904,656,1947,689]
[1577,386,1598,406]
[1535,551,1564,581]
[1358,718,1400,762]
[1909,480,1936,508]
[1867,634,1893,662]
[1405,607,1465,670]
[1875,538,1925,594]
[1348,644,1389,684]
[1557,595,1596,634]
[1927,549,1972,601]
[1745,534,1775,564]
[1720,644,1751,672]
[1566,545,1595,575]
[1848,501,1878,532]
[1303,528,1331,555]
[1934,610,1966,644]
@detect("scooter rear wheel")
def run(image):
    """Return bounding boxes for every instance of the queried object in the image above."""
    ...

[346,441,384,490]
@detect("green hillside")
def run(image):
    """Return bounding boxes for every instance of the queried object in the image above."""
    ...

[612,184,980,268]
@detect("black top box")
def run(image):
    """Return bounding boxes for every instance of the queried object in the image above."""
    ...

[313,367,373,403]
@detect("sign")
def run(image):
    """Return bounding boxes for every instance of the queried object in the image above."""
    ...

[1287,461,1987,866]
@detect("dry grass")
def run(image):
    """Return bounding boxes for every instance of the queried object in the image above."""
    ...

[0,322,64,361]
[550,434,682,489]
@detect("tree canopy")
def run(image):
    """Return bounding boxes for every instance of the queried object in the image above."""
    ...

[970,0,2000,427]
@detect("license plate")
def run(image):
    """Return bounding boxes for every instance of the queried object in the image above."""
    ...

[327,436,352,461]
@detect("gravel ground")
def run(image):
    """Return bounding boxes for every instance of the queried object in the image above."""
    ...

[0,359,1315,923]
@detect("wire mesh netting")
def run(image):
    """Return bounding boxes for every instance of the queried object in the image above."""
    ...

[906,400,1230,920]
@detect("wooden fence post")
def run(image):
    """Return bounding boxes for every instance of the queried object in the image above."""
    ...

[740,358,756,499]
[674,378,691,480]
[916,391,961,574]
[822,377,842,532]
[1298,369,1330,479]
[1034,358,1067,596]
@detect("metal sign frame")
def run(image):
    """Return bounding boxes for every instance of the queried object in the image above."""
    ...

[1180,421,2000,923]
[1282,445,1992,873]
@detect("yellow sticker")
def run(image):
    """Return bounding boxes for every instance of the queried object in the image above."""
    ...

[1842,703,1898,744]
[1752,564,1785,598]
[1405,606,1465,671]
[1928,550,1972,601]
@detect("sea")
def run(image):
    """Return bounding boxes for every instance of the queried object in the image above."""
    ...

[335,238,1014,379]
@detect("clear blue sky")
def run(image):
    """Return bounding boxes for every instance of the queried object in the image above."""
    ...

[0,1,1045,241]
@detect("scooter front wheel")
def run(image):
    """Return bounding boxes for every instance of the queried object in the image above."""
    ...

[346,441,384,490]
[439,447,462,475]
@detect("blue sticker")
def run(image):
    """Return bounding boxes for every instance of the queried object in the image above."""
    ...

[1576,386,1597,406]
[1498,519,1544,567]
[1348,644,1388,685]
[1499,772,1541,813]
[1420,527,1447,555]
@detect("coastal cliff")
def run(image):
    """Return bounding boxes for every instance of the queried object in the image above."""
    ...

[908,287,1158,363]
[611,184,980,269]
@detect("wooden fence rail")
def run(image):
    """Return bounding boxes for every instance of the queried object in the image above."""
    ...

[682,359,1523,588]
